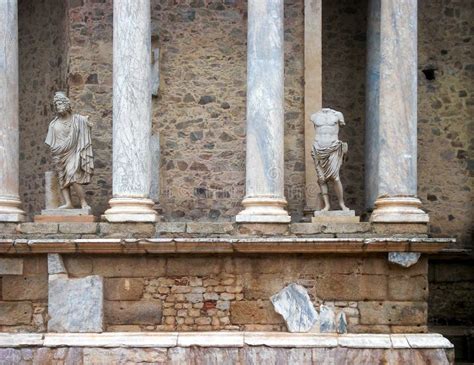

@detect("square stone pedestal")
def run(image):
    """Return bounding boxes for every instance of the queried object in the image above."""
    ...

[312,210,360,223]
[35,208,96,223]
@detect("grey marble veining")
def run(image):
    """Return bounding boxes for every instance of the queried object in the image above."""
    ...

[0,0,25,222]
[365,0,418,208]
[236,0,290,222]
[112,0,152,198]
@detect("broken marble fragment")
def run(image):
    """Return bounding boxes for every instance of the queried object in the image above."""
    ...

[336,311,347,334]
[270,283,319,333]
[319,305,336,333]
[388,252,421,268]
[47,254,67,275]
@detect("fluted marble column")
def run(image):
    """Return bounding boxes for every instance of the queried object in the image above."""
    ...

[236,0,290,223]
[0,0,25,222]
[365,0,428,223]
[104,0,157,222]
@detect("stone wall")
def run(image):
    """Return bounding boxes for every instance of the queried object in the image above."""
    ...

[18,0,68,218]
[1,253,429,334]
[418,0,473,248]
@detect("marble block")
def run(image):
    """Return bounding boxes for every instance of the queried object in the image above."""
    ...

[312,210,360,223]
[41,208,92,216]
[270,283,318,333]
[48,275,104,333]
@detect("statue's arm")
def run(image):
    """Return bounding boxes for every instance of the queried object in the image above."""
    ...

[337,111,345,126]
[85,115,93,128]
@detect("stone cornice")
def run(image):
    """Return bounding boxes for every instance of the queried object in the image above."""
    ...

[0,332,454,349]
[0,237,453,254]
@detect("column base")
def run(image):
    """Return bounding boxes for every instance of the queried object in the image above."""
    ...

[236,197,291,223]
[103,198,158,223]
[0,197,26,222]
[370,196,429,223]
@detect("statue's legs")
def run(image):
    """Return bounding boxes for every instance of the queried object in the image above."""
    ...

[334,177,349,211]
[59,187,74,209]
[318,182,330,211]
[72,183,91,209]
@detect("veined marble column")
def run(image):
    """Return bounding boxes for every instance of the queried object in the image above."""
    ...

[104,0,157,222]
[236,0,290,223]
[365,0,428,223]
[0,0,25,222]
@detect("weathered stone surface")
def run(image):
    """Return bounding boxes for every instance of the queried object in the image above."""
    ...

[359,301,427,325]
[104,278,144,300]
[270,283,318,332]
[319,305,336,333]
[314,274,387,300]
[98,223,155,237]
[237,223,289,236]
[186,222,234,234]
[371,223,428,235]
[155,222,186,234]
[230,301,283,325]
[0,223,18,235]
[19,223,58,234]
[58,222,98,234]
[0,258,23,275]
[47,254,67,275]
[105,300,162,325]
[0,301,32,325]
[2,275,48,300]
[388,275,427,301]
[388,252,421,268]
[291,223,370,234]
[48,275,104,332]
[91,256,166,277]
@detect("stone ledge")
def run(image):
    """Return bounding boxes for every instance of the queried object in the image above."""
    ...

[0,237,453,254]
[0,332,453,349]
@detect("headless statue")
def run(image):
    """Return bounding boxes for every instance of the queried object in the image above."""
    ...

[45,92,94,209]
[311,108,349,211]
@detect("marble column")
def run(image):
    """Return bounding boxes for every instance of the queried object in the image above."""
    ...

[0,0,25,222]
[236,0,290,223]
[365,0,428,223]
[104,0,157,222]
[303,0,323,218]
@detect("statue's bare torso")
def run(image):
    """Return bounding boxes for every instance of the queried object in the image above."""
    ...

[311,108,343,149]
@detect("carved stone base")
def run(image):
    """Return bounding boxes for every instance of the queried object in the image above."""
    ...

[0,197,26,222]
[104,198,158,223]
[312,210,360,224]
[35,208,96,223]
[236,197,291,223]
[370,196,429,223]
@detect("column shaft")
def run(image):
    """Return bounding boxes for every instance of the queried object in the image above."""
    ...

[303,0,323,217]
[365,0,428,223]
[104,0,157,222]
[236,0,290,223]
[0,0,25,222]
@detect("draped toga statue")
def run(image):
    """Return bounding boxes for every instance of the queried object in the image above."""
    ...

[311,108,349,211]
[45,92,94,209]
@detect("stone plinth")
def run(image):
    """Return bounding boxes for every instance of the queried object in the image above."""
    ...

[312,210,360,224]
[35,208,96,223]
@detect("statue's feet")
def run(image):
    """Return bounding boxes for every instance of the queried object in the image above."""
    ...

[339,204,350,211]
[321,206,330,212]
[81,203,91,210]
[58,204,74,209]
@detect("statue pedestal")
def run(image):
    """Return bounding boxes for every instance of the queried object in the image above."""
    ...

[312,210,360,224]
[35,208,96,223]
